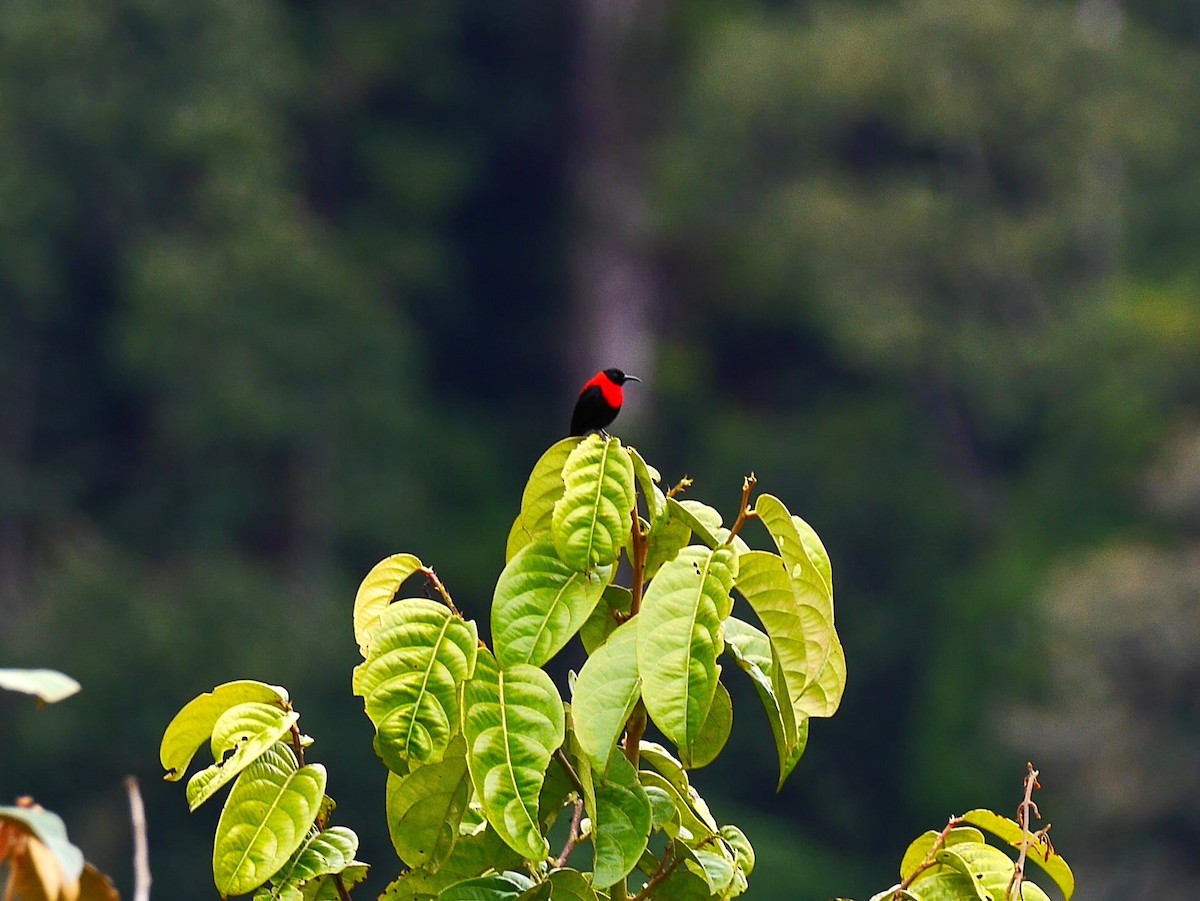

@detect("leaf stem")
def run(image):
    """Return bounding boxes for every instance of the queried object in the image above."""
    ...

[897,815,964,894]
[629,508,649,617]
[725,473,758,544]
[420,565,460,616]
[631,843,681,901]
[554,747,588,798]
[1007,763,1042,901]
[334,873,353,901]
[289,722,306,767]
[555,798,586,868]
[622,700,647,770]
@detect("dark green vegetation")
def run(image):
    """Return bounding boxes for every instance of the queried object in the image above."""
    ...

[2,2,1198,900]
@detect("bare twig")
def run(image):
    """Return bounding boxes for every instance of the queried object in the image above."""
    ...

[1007,763,1043,900]
[629,508,649,617]
[555,799,586,868]
[554,748,588,798]
[631,842,681,901]
[725,474,758,543]
[666,476,692,499]
[419,566,460,616]
[125,776,151,901]
[896,815,963,895]
[334,873,353,901]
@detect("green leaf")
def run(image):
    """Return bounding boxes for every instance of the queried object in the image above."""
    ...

[753,494,831,607]
[462,649,565,860]
[931,847,995,901]
[898,827,985,881]
[583,751,652,890]
[628,445,667,528]
[551,435,637,572]
[161,680,290,781]
[352,598,478,771]
[507,438,580,562]
[664,497,723,549]
[545,869,599,901]
[212,743,327,897]
[636,742,719,842]
[643,510,693,581]
[722,616,806,788]
[579,586,631,654]
[572,620,641,773]
[299,863,369,901]
[637,545,736,764]
[258,826,359,899]
[0,806,85,880]
[720,825,755,877]
[440,873,532,901]
[186,702,301,810]
[961,809,1074,900]
[386,734,472,869]
[380,828,524,901]
[797,634,846,718]
[791,514,832,597]
[493,538,614,668]
[689,845,736,896]
[685,680,732,769]
[644,787,676,831]
[0,668,80,704]
[353,553,425,656]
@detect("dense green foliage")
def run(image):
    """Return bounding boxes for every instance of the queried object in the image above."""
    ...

[2,2,1198,900]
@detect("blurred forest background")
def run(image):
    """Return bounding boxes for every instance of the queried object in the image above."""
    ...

[1,1,1198,899]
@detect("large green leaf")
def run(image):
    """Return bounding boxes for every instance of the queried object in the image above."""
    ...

[212,743,327,897]
[961,809,1074,900]
[722,616,806,788]
[352,598,478,771]
[753,494,831,608]
[353,553,425,656]
[386,735,472,869]
[790,514,832,597]
[571,619,641,773]
[162,680,290,781]
[898,827,986,881]
[440,872,532,901]
[493,539,613,668]
[257,826,359,900]
[627,445,666,529]
[664,497,722,550]
[636,742,719,844]
[637,546,736,764]
[551,435,637,572]
[379,828,523,901]
[186,702,301,810]
[796,633,846,718]
[0,806,85,881]
[0,668,80,704]
[544,869,599,901]
[584,750,652,889]
[685,680,732,769]
[643,508,693,581]
[298,864,369,901]
[506,438,580,562]
[462,649,565,860]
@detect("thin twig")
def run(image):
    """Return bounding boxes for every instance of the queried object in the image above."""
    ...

[334,873,353,901]
[896,815,963,895]
[666,476,692,499]
[419,566,459,616]
[554,748,588,798]
[555,799,586,868]
[632,843,681,901]
[1006,763,1042,901]
[725,474,758,543]
[629,508,649,617]
[290,722,306,767]
[125,776,151,901]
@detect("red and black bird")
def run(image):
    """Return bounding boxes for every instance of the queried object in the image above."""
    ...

[570,368,640,436]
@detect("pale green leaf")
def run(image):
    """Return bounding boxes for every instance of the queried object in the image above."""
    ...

[212,743,327,897]
[664,497,722,549]
[462,649,565,860]
[551,435,637,572]
[636,742,719,842]
[161,680,290,781]
[931,847,995,901]
[579,586,631,654]
[637,546,736,764]
[962,809,1074,900]
[868,888,920,901]
[258,826,359,899]
[0,668,80,704]
[722,615,806,788]
[628,445,666,528]
[643,505,694,581]
[571,620,641,773]
[0,806,85,880]
[352,598,478,771]
[720,825,755,877]
[791,514,833,597]
[299,863,369,901]
[585,752,652,890]
[753,494,832,608]
[644,787,676,831]
[690,845,736,896]
[386,734,471,869]
[493,539,613,668]
[684,678,733,770]
[353,553,425,656]
[186,703,300,810]
[796,632,846,719]
[898,828,986,881]
[506,438,580,562]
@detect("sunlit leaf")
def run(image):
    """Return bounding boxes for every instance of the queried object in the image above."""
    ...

[644,786,676,831]
[440,872,532,901]
[898,827,985,881]
[379,827,523,901]
[791,514,832,597]
[545,868,599,901]
[637,545,736,764]
[352,598,478,771]
[962,809,1074,899]
[493,539,613,668]
[186,703,300,810]
[582,751,651,889]
[462,649,565,860]
[628,445,666,528]
[685,680,732,769]
[720,824,755,877]
[643,505,694,581]
[636,742,719,842]
[161,680,290,781]
[298,862,369,901]
[353,553,425,656]
[258,825,359,899]
[212,743,327,897]
[0,668,80,704]
[572,620,641,773]
[579,585,631,654]
[796,632,846,719]
[385,734,471,870]
[506,438,580,562]
[551,435,637,572]
[753,494,831,607]
[664,497,722,549]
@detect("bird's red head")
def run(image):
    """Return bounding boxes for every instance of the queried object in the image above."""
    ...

[584,368,640,408]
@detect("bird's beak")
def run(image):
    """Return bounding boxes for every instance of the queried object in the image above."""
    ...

[624,375,641,383]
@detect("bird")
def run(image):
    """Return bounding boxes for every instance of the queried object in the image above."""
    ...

[570,368,640,436]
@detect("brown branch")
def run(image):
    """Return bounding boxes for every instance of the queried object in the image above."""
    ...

[621,700,647,771]
[555,799,586,868]
[631,843,682,901]
[1007,763,1043,901]
[897,815,965,895]
[554,748,588,798]
[334,873,353,901]
[629,508,649,617]
[666,476,692,499]
[725,474,758,544]
[419,566,460,616]
[290,722,306,767]
[124,776,151,901]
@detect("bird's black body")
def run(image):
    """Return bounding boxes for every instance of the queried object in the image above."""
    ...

[570,367,639,436]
